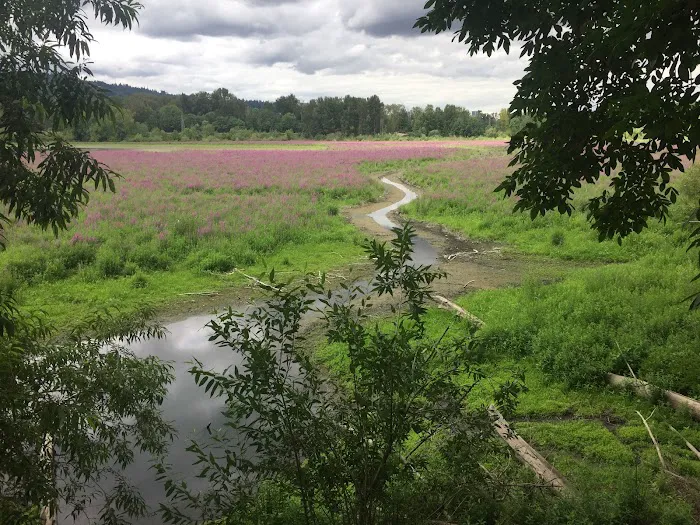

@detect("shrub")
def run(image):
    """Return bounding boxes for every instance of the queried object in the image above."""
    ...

[327,205,339,216]
[551,230,565,246]
[7,255,47,284]
[130,244,170,271]
[95,248,126,278]
[43,259,69,281]
[57,242,98,271]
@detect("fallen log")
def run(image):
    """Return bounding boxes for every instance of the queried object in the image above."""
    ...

[432,295,485,328]
[607,373,700,421]
[488,405,568,491]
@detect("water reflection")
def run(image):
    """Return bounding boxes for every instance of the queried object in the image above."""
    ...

[62,177,438,524]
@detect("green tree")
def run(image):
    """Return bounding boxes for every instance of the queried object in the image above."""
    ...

[497,108,510,133]
[0,0,174,521]
[366,94,383,134]
[417,0,700,307]
[279,112,300,133]
[158,104,183,133]
[274,94,302,118]
[157,225,522,525]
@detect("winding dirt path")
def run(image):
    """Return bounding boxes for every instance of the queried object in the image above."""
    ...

[346,173,537,297]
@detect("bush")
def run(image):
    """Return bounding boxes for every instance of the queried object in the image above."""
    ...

[551,230,565,246]
[678,164,700,202]
[95,248,126,278]
[130,244,170,271]
[57,242,98,271]
[43,259,69,281]
[200,254,236,273]
[7,255,47,284]
[131,273,149,289]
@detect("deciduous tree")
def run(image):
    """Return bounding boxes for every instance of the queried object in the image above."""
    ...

[416,0,700,307]
[0,1,174,521]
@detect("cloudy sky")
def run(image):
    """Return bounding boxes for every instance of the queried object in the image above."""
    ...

[90,0,527,111]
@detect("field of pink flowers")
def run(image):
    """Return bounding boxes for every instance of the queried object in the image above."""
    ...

[1,142,463,292]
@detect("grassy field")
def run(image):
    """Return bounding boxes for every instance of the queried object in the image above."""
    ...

[357,147,700,395]
[4,140,699,519]
[0,141,460,324]
[326,147,699,521]
[316,306,700,523]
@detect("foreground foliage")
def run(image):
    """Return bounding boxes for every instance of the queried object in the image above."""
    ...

[157,225,524,525]
[1,1,177,523]
[0,307,174,523]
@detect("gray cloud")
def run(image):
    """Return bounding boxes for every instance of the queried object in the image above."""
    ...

[136,0,324,40]
[339,0,426,37]
[88,0,527,111]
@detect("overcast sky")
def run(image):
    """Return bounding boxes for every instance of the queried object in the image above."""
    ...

[90,0,527,111]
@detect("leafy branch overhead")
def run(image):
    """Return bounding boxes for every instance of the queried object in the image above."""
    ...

[0,0,141,245]
[416,0,700,307]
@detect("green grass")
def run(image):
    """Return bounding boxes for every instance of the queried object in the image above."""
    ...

[314,306,700,523]
[13,236,367,324]
[316,149,700,521]
[361,148,694,263]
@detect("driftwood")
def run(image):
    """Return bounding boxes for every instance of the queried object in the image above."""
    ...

[432,295,485,328]
[228,268,281,291]
[607,373,700,421]
[637,410,666,469]
[669,425,700,461]
[488,405,567,491]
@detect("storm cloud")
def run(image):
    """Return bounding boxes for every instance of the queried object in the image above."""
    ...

[88,0,527,111]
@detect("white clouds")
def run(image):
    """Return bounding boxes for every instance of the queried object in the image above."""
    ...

[88,0,527,111]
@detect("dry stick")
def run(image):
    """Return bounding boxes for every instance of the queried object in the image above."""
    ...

[432,294,485,328]
[179,291,220,297]
[637,410,666,469]
[607,373,700,421]
[489,405,568,491]
[228,268,281,290]
[669,425,700,461]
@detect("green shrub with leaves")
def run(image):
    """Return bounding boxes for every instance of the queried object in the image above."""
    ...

[157,225,524,525]
[0,1,178,522]
[0,307,174,524]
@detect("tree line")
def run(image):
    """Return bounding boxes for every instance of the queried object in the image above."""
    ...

[68,84,531,141]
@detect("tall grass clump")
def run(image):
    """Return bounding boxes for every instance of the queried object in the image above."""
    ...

[455,165,700,395]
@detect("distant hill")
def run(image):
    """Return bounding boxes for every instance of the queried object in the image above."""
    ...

[94,81,265,109]
[93,81,171,97]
